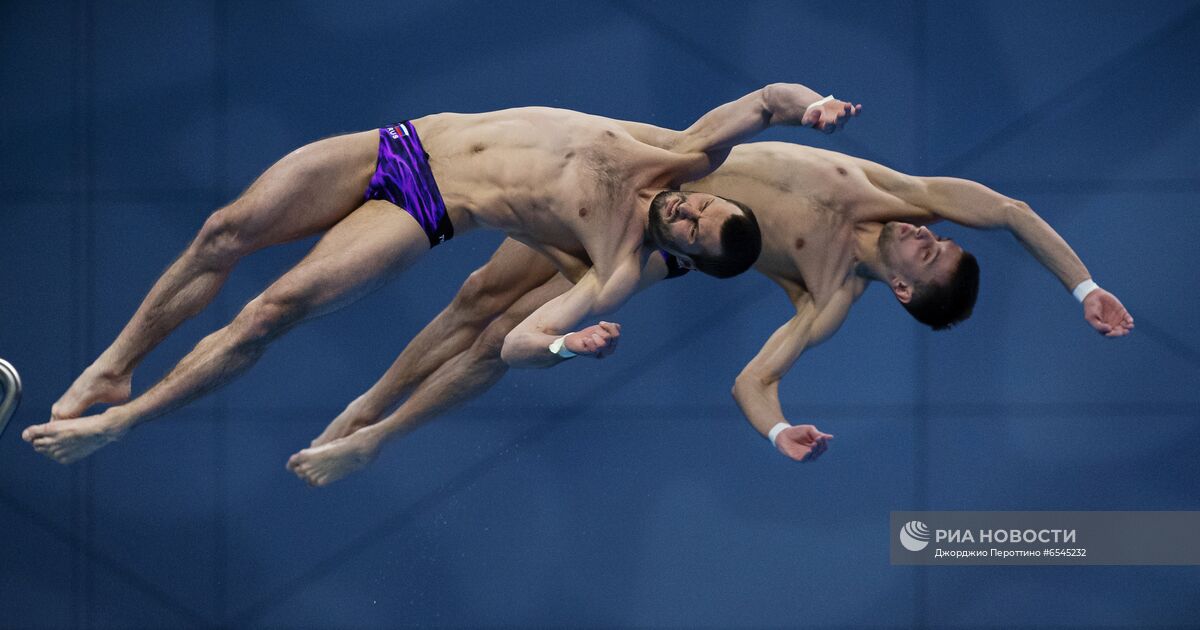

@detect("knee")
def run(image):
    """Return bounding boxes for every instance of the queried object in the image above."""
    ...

[471,314,521,362]
[192,205,256,266]
[449,268,511,324]
[235,293,305,343]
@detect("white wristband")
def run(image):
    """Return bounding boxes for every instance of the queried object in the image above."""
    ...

[805,95,834,117]
[768,422,792,448]
[548,335,576,359]
[1072,279,1099,303]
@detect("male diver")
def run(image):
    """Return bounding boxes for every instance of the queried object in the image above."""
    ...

[284,136,1132,486]
[25,83,862,464]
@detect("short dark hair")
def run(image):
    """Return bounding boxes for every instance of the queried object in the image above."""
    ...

[690,198,762,279]
[902,251,980,331]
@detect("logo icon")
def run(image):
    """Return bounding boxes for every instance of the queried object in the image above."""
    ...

[900,520,931,551]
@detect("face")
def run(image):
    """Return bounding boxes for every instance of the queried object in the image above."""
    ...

[648,191,743,264]
[879,221,964,297]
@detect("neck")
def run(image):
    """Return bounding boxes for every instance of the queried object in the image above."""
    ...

[852,222,890,282]
[639,188,666,247]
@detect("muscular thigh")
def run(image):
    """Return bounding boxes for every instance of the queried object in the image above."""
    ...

[260,200,429,319]
[225,130,381,247]
[477,273,574,356]
[464,238,561,307]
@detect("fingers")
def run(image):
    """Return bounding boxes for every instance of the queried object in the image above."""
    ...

[801,107,822,128]
[1087,312,1113,334]
[597,321,620,358]
[816,101,863,133]
[571,321,622,358]
[800,437,830,463]
[806,426,834,441]
[598,321,621,337]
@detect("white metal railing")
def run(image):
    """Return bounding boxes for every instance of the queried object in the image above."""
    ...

[0,359,21,441]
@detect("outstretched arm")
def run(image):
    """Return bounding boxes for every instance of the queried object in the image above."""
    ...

[500,261,641,368]
[732,284,857,461]
[656,84,862,185]
[878,173,1133,336]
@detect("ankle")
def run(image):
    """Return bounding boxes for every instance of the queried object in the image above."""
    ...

[86,357,131,381]
[350,424,386,450]
[345,397,386,424]
[99,409,137,435]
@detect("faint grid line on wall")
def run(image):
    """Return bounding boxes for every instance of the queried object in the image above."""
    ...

[228,278,774,624]
[605,0,886,165]
[912,0,930,624]
[934,4,1200,176]
[0,489,213,626]
[67,0,89,626]
[211,0,230,624]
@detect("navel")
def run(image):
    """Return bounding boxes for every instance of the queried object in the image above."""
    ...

[794,237,805,250]
[471,143,487,154]
[836,167,848,176]
[579,207,589,217]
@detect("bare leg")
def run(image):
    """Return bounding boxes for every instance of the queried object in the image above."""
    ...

[289,273,572,486]
[310,238,559,446]
[24,201,431,464]
[51,131,380,420]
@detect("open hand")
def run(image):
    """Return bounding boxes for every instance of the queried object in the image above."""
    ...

[776,424,834,462]
[1082,289,1133,337]
[802,99,862,134]
[564,321,621,358]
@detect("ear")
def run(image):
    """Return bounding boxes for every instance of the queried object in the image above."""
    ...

[890,276,913,304]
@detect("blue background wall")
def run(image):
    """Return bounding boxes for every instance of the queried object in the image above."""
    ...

[2,1,1198,627]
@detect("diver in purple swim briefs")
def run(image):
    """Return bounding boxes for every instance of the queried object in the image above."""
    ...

[27,83,862,472]
[365,122,454,247]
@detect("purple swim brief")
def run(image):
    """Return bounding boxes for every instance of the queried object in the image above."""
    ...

[364,121,453,247]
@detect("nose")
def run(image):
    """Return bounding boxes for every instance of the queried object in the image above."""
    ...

[916,225,931,239]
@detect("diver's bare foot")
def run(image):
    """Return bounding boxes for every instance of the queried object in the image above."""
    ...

[310,406,377,447]
[23,412,130,464]
[288,430,381,487]
[52,365,132,419]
